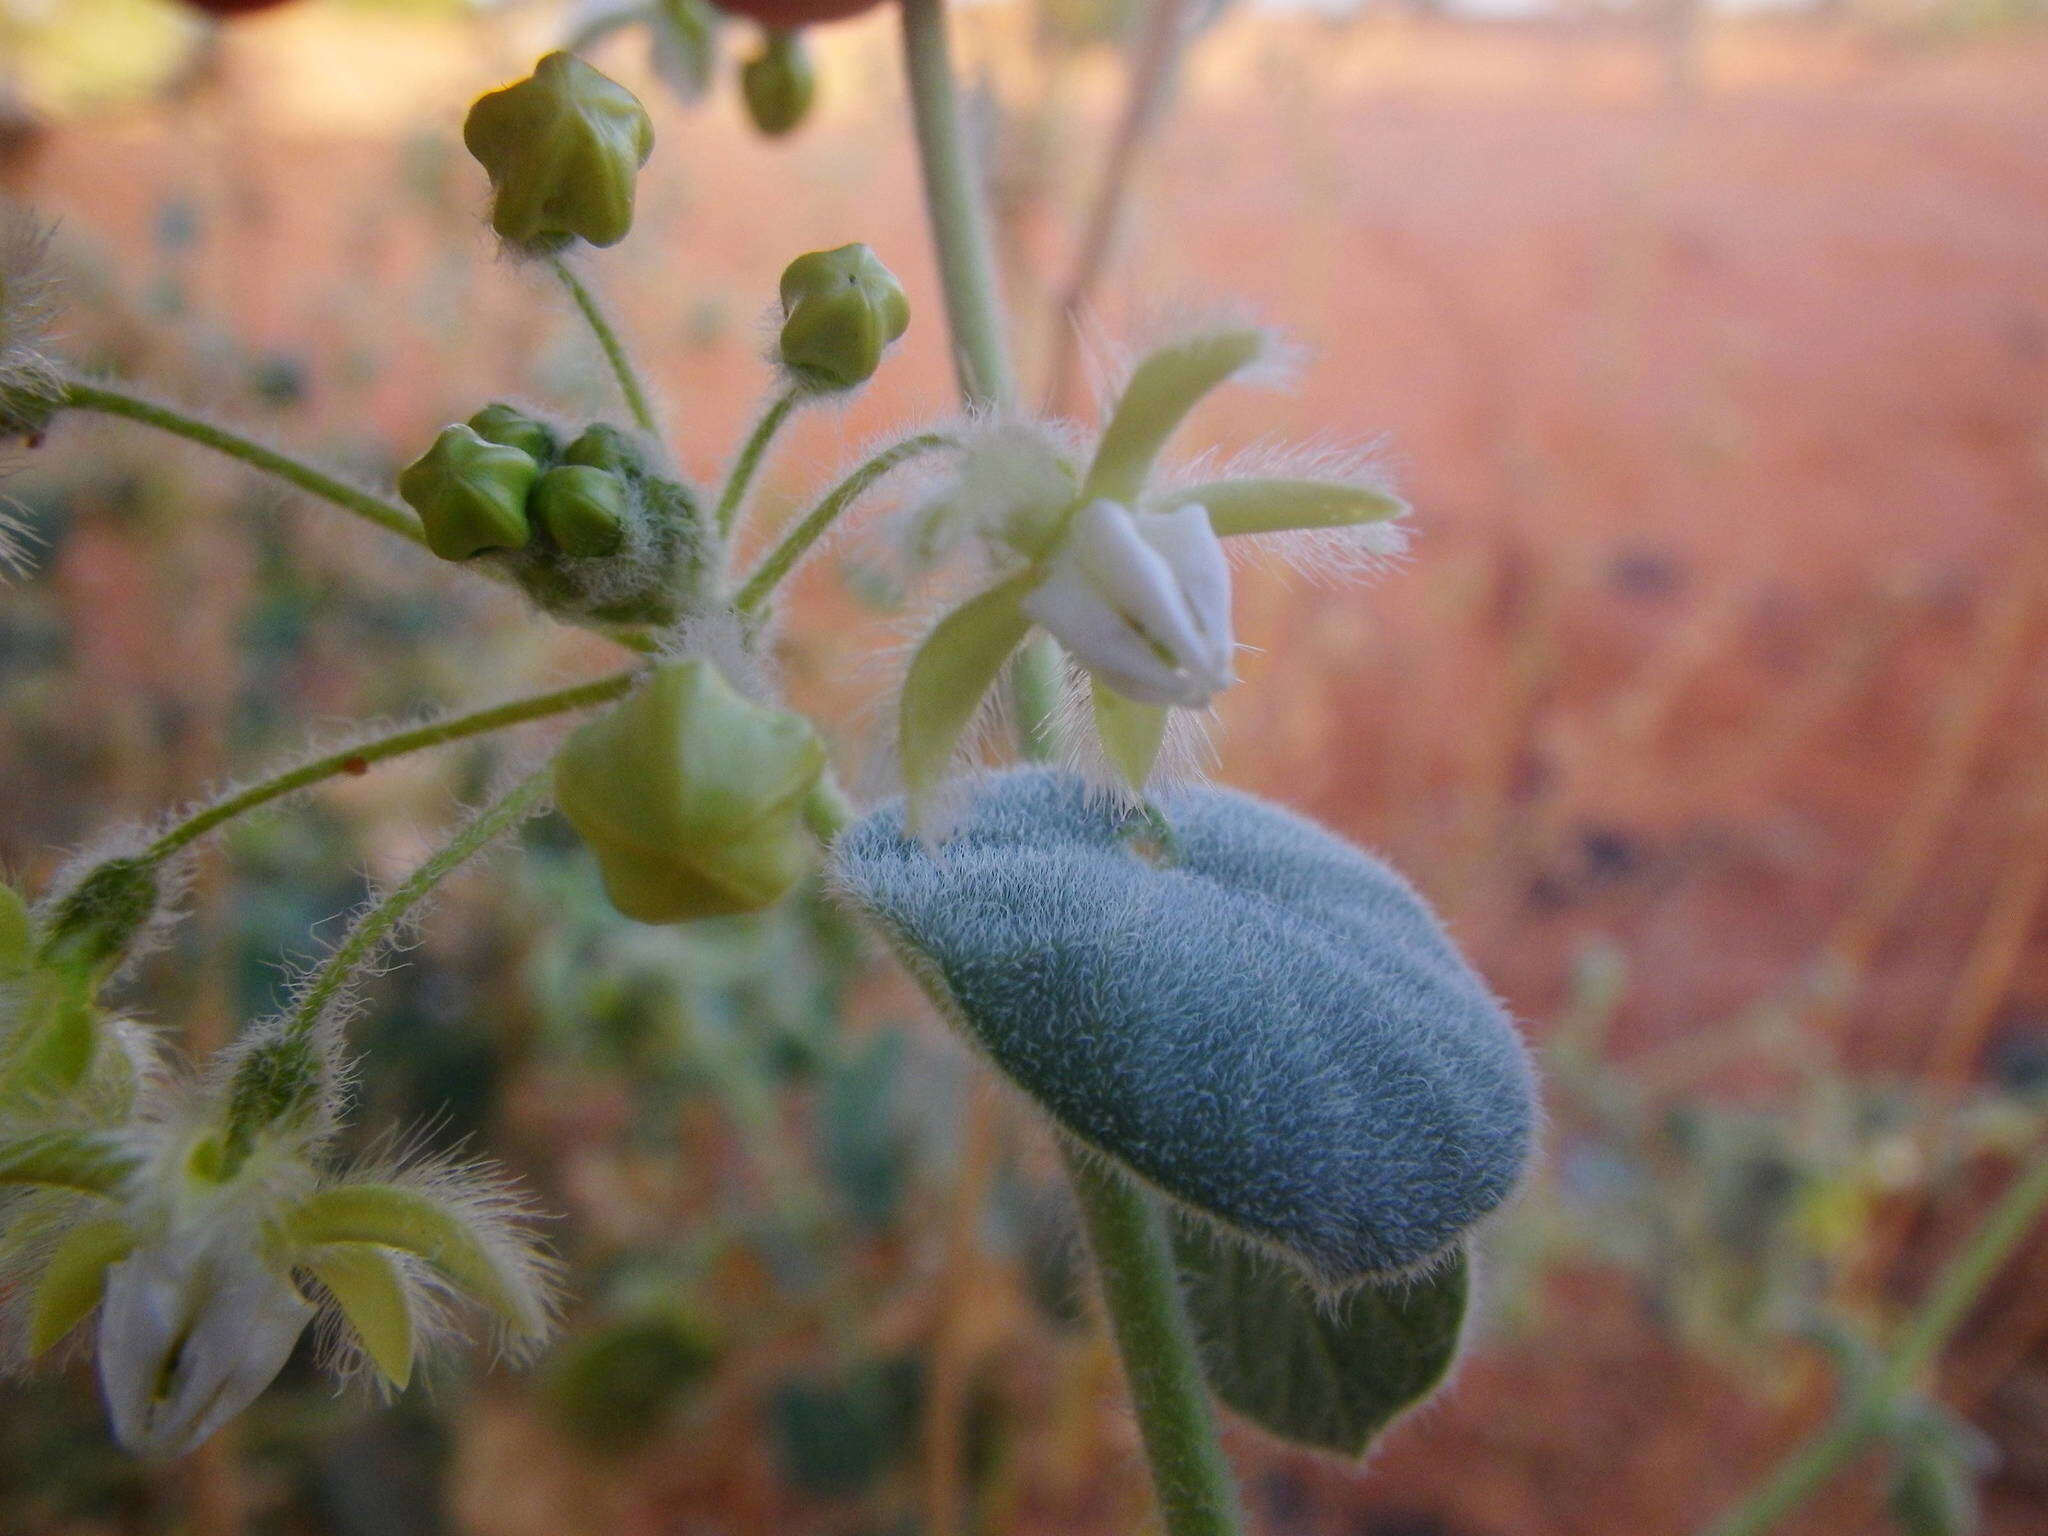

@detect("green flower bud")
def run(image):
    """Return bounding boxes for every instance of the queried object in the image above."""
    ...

[467,401,556,461]
[532,465,628,557]
[462,52,655,253]
[398,424,539,561]
[777,243,909,392]
[38,857,161,975]
[555,660,828,924]
[741,33,816,139]
[560,422,640,475]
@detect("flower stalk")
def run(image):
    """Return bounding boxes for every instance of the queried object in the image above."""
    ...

[548,255,660,439]
[895,0,1243,1526]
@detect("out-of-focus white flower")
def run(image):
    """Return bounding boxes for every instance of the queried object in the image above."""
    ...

[97,1226,315,1461]
[1021,500,1234,709]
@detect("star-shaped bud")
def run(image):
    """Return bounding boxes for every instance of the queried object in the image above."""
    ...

[398,424,539,561]
[554,659,828,923]
[777,244,909,392]
[463,52,654,253]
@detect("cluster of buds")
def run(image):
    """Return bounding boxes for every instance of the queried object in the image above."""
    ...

[399,407,707,626]
[555,659,829,922]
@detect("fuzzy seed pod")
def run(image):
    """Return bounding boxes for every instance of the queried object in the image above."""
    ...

[777,244,908,392]
[38,858,162,976]
[555,660,828,923]
[832,769,1537,1287]
[397,424,539,560]
[463,53,655,253]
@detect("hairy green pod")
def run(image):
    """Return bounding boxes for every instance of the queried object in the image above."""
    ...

[555,660,827,923]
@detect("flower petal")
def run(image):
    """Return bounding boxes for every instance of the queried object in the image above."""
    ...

[1179,478,1406,538]
[306,1245,417,1391]
[1083,329,1269,505]
[898,576,1035,821]
[1092,683,1170,789]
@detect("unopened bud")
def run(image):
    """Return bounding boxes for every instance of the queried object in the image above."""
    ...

[555,660,827,923]
[467,402,556,461]
[741,32,815,138]
[398,424,538,560]
[532,465,628,557]
[777,243,908,392]
[39,857,161,975]
[462,52,655,252]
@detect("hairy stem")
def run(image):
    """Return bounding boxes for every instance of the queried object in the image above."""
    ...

[56,377,428,547]
[144,669,640,861]
[1702,1143,2048,1536]
[716,386,801,538]
[734,432,956,613]
[549,256,660,439]
[898,3,1228,1526]
[1042,0,1193,414]
[1063,1146,1244,1536]
[899,0,1016,411]
[284,768,553,1043]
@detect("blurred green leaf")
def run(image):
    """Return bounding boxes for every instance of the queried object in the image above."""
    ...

[1175,1221,1468,1458]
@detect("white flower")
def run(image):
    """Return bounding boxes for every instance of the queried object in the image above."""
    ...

[1020,500,1234,709]
[97,1226,314,1462]
[889,323,1408,821]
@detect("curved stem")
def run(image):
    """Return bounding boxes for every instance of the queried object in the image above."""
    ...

[548,256,660,439]
[899,0,1016,411]
[57,377,427,548]
[144,668,640,862]
[716,386,801,538]
[284,768,552,1042]
[1042,0,1192,415]
[1702,1142,2048,1536]
[1063,1146,1244,1536]
[734,432,956,613]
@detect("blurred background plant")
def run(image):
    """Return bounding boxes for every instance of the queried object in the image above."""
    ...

[2,0,2047,1532]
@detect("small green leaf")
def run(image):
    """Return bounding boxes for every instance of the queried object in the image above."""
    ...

[0,990,100,1103]
[29,1217,133,1356]
[1083,329,1267,506]
[1184,479,1406,538]
[307,1245,416,1390]
[0,1130,136,1196]
[1174,1220,1469,1458]
[0,882,32,977]
[898,577,1033,823]
[280,1183,543,1339]
[1092,682,1169,789]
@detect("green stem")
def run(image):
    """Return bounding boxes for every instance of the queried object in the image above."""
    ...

[734,432,956,613]
[284,768,553,1042]
[897,3,1222,1525]
[1701,1143,2048,1536]
[898,0,1017,411]
[57,377,428,548]
[144,669,640,862]
[1063,1146,1244,1536]
[716,386,801,538]
[549,256,660,439]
